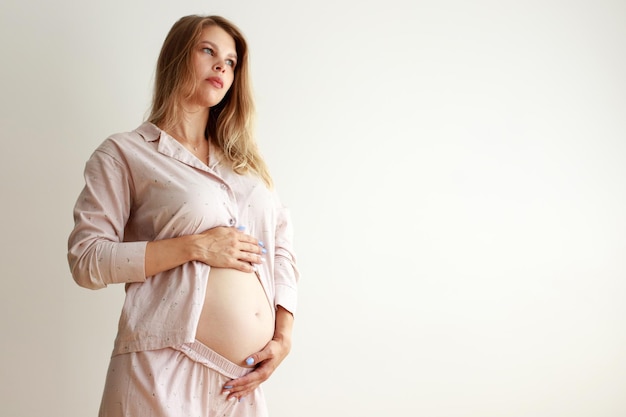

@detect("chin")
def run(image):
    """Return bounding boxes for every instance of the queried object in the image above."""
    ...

[209,98,226,107]
[192,91,227,109]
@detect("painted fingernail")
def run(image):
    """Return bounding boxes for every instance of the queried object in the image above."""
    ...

[258,240,265,247]
[224,385,233,390]
[237,225,245,231]
[246,357,254,366]
[261,248,267,254]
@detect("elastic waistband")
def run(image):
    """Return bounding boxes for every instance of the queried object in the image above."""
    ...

[174,340,251,379]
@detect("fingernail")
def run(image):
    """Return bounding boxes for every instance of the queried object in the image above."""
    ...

[258,240,265,247]
[237,225,245,231]
[246,357,254,366]
[261,248,267,254]
[224,385,233,390]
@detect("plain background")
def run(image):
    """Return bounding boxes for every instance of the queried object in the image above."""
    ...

[1,0,625,416]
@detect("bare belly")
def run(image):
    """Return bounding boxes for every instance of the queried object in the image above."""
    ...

[196,267,274,367]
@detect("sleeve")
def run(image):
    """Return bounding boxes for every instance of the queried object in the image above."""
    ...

[67,145,147,290]
[273,198,300,315]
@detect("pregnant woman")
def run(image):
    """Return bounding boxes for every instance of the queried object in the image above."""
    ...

[67,15,299,417]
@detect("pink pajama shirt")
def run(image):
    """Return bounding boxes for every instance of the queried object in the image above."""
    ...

[68,122,299,416]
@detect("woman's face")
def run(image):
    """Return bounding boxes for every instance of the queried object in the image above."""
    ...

[188,24,237,108]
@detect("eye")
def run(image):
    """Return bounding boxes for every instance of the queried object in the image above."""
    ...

[225,59,236,68]
[202,47,214,55]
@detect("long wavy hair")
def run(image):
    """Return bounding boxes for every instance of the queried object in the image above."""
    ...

[148,15,272,188]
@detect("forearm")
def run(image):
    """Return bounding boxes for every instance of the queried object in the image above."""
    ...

[273,305,294,346]
[145,234,197,277]
[144,227,262,277]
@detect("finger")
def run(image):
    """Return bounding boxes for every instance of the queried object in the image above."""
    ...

[226,362,280,402]
[224,362,270,389]
[222,378,259,401]
[240,252,263,266]
[232,248,261,267]
[234,226,256,242]
[238,235,260,247]
[233,227,263,246]
[233,367,274,395]
[222,382,244,402]
[222,369,267,397]
[244,241,267,254]
[245,342,274,367]
[230,261,256,273]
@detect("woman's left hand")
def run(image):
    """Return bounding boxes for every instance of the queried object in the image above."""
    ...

[222,307,294,402]
[223,337,291,401]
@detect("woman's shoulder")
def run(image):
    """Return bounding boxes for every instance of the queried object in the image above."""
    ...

[96,122,160,157]
[105,122,159,146]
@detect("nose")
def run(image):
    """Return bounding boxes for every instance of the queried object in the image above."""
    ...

[213,60,226,73]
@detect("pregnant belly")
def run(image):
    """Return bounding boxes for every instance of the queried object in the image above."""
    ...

[196,267,274,367]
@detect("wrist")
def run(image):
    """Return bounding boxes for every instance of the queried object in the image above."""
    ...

[182,234,201,262]
[273,332,292,351]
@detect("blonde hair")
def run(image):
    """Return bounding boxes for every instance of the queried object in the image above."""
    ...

[149,15,272,188]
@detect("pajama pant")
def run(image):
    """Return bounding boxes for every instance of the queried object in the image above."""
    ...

[98,340,268,417]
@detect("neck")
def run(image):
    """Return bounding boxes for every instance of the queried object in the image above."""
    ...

[169,107,210,147]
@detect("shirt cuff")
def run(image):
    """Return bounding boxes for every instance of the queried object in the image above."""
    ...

[275,283,298,315]
[273,254,299,314]
[107,241,147,285]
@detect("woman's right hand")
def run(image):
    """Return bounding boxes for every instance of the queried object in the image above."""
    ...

[145,226,264,277]
[190,226,265,272]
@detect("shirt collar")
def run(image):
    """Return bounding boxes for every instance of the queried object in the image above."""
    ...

[135,121,161,142]
[135,122,211,172]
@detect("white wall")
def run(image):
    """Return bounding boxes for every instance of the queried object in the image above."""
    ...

[1,0,625,416]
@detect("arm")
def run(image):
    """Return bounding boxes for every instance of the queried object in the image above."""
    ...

[68,147,263,289]
[67,148,145,289]
[145,228,263,277]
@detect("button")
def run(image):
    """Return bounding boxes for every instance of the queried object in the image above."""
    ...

[228,218,236,226]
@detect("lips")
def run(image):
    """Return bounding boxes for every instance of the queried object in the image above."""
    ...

[207,76,223,89]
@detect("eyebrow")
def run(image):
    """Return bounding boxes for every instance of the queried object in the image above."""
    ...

[199,41,238,59]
